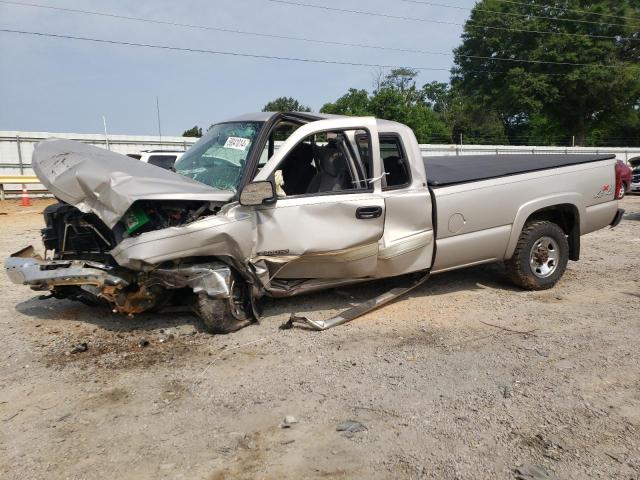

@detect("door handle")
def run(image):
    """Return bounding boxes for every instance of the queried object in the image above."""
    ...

[356,206,383,219]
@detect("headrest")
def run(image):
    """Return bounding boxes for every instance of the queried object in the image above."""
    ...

[315,144,345,177]
[288,141,313,163]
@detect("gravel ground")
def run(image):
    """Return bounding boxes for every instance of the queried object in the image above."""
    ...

[0,197,639,480]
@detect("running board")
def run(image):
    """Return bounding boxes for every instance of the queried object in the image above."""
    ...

[281,271,430,331]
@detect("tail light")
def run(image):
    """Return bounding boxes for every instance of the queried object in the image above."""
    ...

[614,163,623,199]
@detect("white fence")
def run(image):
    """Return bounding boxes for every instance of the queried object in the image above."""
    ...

[0,131,199,177]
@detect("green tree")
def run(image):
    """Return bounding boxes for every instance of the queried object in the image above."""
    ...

[375,70,452,142]
[452,0,640,146]
[323,70,451,143]
[421,81,450,114]
[379,68,421,103]
[262,96,311,112]
[320,89,371,116]
[182,126,203,138]
[449,97,508,145]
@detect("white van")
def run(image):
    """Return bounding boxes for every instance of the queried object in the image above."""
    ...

[126,150,184,170]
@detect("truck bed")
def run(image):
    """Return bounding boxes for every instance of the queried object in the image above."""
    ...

[424,154,616,187]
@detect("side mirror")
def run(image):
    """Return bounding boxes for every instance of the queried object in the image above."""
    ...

[239,181,277,206]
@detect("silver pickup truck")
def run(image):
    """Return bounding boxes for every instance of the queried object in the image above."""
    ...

[5,112,624,332]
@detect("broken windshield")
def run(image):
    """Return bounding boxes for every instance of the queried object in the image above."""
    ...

[175,121,263,192]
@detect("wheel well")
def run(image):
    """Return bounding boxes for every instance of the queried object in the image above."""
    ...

[526,204,580,261]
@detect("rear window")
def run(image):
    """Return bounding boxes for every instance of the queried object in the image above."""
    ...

[357,135,411,189]
[148,155,177,170]
[380,137,411,189]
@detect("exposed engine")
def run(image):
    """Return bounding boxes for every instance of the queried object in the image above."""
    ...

[35,200,222,314]
[118,200,215,237]
[41,200,215,263]
[42,202,116,263]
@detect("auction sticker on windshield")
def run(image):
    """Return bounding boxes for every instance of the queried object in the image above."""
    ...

[224,137,251,151]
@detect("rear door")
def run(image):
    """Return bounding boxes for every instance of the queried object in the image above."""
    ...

[252,117,385,279]
[357,131,435,277]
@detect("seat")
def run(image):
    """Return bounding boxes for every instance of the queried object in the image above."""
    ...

[280,142,316,195]
[306,143,351,193]
[383,155,409,187]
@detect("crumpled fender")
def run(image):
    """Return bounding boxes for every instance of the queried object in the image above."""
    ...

[111,204,257,270]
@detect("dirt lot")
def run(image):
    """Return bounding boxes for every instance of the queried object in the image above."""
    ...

[0,197,638,480]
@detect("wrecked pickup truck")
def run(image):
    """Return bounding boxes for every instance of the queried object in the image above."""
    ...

[5,112,625,332]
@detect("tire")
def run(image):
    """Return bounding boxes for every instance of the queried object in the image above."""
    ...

[506,220,569,290]
[194,274,254,334]
[618,184,626,199]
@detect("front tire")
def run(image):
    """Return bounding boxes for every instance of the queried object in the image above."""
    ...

[506,220,569,290]
[194,274,254,334]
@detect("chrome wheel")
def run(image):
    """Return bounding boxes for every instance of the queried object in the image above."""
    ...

[529,236,560,278]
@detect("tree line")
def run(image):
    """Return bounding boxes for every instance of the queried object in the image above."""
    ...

[184,0,640,147]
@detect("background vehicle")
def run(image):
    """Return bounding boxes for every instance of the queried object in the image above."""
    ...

[615,160,632,198]
[126,150,184,170]
[5,113,624,333]
[630,157,640,193]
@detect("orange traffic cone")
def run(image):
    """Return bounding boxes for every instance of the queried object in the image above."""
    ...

[20,184,32,207]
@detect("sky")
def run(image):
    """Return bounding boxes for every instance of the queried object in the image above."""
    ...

[0,0,468,135]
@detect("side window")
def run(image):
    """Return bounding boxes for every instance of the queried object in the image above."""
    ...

[148,155,177,170]
[258,121,303,168]
[379,136,410,189]
[273,129,370,197]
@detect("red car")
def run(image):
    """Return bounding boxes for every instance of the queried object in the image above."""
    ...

[616,160,632,198]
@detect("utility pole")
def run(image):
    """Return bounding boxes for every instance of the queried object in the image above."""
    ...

[459,133,463,146]
[572,135,575,148]
[102,115,110,150]
[156,96,163,149]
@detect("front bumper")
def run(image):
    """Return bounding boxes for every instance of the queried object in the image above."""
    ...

[5,247,128,291]
[5,246,233,300]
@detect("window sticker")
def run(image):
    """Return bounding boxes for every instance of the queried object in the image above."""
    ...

[224,136,251,151]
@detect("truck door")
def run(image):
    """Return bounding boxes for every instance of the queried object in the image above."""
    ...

[354,130,435,277]
[251,117,384,279]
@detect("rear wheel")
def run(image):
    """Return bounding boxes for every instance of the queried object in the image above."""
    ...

[194,273,254,334]
[506,220,569,290]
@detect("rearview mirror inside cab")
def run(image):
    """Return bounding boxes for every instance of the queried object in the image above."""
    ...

[240,181,276,206]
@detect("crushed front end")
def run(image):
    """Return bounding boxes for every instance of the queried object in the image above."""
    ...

[5,136,262,333]
[5,200,238,317]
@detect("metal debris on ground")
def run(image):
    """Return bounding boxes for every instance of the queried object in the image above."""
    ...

[514,464,557,480]
[69,342,88,354]
[282,273,429,331]
[158,334,174,343]
[281,416,298,428]
[336,420,367,436]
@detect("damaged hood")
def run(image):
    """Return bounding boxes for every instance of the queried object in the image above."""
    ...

[33,139,234,228]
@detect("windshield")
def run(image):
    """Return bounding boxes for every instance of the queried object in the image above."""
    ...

[175,121,263,192]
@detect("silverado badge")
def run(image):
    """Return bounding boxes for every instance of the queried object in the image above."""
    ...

[594,184,613,198]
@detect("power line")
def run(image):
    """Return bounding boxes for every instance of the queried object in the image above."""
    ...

[267,0,639,41]
[3,28,620,77]
[398,0,640,28]
[0,28,470,72]
[490,0,640,23]
[1,0,636,71]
